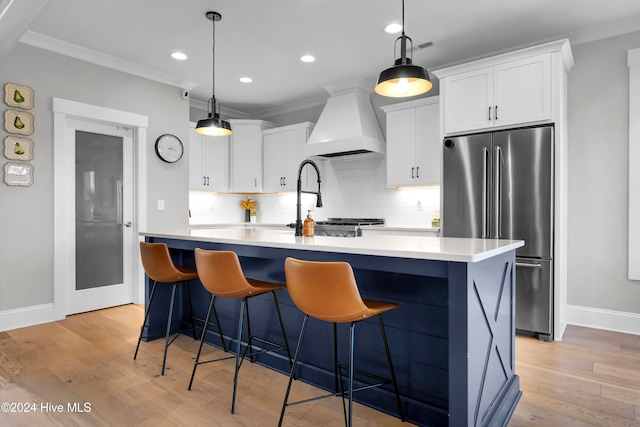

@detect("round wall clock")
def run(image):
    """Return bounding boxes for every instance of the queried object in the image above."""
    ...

[155,134,183,163]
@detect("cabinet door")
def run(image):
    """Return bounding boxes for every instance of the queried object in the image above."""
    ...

[203,134,229,192]
[415,103,441,186]
[263,133,285,192]
[281,127,308,192]
[443,67,493,134]
[386,108,417,187]
[494,54,551,127]
[188,130,206,191]
[231,124,262,192]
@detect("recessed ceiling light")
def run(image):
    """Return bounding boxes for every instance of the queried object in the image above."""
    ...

[384,23,402,34]
[239,77,253,83]
[171,52,188,60]
[300,55,316,63]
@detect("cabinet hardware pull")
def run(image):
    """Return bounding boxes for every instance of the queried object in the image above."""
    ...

[283,177,286,186]
[207,176,210,186]
[416,166,419,178]
[203,176,206,186]
[495,105,498,120]
[411,167,415,178]
[254,178,257,187]
[488,106,492,120]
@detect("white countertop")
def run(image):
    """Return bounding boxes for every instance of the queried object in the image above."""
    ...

[141,228,523,263]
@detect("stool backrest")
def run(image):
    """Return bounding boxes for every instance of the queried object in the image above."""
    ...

[194,249,252,297]
[139,242,181,282]
[284,257,369,323]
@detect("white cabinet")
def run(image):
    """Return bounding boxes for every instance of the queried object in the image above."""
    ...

[382,96,440,187]
[229,120,276,193]
[438,53,551,134]
[262,122,314,192]
[188,122,229,192]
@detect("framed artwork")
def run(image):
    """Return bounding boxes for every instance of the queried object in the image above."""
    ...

[4,109,34,135]
[4,162,34,186]
[4,136,34,161]
[4,83,34,109]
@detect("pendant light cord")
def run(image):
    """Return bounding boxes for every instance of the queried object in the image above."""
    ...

[210,16,216,116]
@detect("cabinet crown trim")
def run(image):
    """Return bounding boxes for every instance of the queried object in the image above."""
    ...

[433,38,573,79]
[381,96,440,113]
[262,121,315,135]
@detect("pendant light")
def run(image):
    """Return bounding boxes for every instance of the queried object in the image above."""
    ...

[196,11,232,136]
[374,0,432,98]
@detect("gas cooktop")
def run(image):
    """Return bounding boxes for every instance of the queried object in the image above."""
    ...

[314,218,385,237]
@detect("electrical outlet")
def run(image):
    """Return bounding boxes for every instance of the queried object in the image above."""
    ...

[417,200,423,211]
[158,200,165,211]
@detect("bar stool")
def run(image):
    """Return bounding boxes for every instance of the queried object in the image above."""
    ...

[279,257,404,427]
[135,242,219,375]
[190,248,293,414]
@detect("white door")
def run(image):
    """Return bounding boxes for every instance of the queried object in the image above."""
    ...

[67,119,134,314]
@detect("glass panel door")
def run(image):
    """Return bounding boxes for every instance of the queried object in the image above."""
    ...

[67,119,134,315]
[75,130,124,290]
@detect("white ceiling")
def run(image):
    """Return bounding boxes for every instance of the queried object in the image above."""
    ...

[4,0,640,116]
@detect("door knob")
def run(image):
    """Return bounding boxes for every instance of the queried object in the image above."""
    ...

[124,221,132,228]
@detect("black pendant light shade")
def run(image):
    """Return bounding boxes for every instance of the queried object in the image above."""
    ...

[375,0,432,98]
[196,11,232,137]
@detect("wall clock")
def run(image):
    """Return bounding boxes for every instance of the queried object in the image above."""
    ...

[155,134,183,163]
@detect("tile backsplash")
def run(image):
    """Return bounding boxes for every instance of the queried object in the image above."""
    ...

[190,156,440,226]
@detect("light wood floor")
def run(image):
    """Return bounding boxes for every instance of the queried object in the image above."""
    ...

[0,304,638,426]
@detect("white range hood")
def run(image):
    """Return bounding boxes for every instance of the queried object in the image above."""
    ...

[305,81,385,158]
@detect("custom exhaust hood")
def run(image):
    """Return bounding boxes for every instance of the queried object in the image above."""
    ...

[305,81,385,158]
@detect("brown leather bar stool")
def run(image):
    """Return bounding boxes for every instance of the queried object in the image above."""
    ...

[135,242,224,375]
[190,248,293,414]
[279,257,404,427]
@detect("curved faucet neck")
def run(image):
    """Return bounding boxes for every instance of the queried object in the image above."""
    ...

[295,160,322,236]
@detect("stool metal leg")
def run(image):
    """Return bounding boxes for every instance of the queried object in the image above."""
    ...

[231,297,247,414]
[189,293,216,390]
[161,283,178,375]
[185,280,197,340]
[378,314,404,421]
[272,291,293,369]
[347,321,356,427]
[134,279,159,360]
[334,322,347,425]
[278,314,309,427]
[244,297,255,363]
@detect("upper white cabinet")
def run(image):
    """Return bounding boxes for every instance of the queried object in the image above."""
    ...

[188,122,229,192]
[262,122,314,192]
[229,120,276,193]
[382,96,440,187]
[435,40,572,135]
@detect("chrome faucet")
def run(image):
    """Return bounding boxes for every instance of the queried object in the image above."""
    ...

[295,159,322,236]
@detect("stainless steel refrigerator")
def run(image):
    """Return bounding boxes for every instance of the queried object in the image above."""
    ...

[442,125,554,340]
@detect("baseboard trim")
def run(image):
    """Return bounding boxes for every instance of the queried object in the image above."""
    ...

[565,304,640,336]
[0,303,56,332]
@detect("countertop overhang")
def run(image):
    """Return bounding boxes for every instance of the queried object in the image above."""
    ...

[141,228,523,263]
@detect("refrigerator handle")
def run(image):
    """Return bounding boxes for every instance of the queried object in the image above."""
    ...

[482,147,489,238]
[516,262,543,269]
[494,146,503,238]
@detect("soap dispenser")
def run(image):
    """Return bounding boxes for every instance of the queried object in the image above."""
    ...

[303,210,315,237]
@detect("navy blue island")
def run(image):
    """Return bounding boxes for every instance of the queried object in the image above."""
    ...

[141,228,524,427]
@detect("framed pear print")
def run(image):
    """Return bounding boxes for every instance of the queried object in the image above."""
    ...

[4,83,34,109]
[4,162,34,186]
[4,136,33,161]
[4,109,34,135]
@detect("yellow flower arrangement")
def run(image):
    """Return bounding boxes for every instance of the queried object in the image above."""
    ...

[240,196,257,211]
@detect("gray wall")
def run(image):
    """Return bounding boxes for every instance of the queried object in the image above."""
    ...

[0,43,189,311]
[567,31,640,313]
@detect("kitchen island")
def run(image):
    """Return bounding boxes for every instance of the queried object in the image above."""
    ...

[140,228,523,427]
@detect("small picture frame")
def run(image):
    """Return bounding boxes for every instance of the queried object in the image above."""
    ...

[4,162,34,186]
[4,136,34,161]
[4,109,34,135]
[4,83,34,109]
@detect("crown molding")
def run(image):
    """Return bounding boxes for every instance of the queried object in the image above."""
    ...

[19,30,198,91]
[569,14,640,46]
